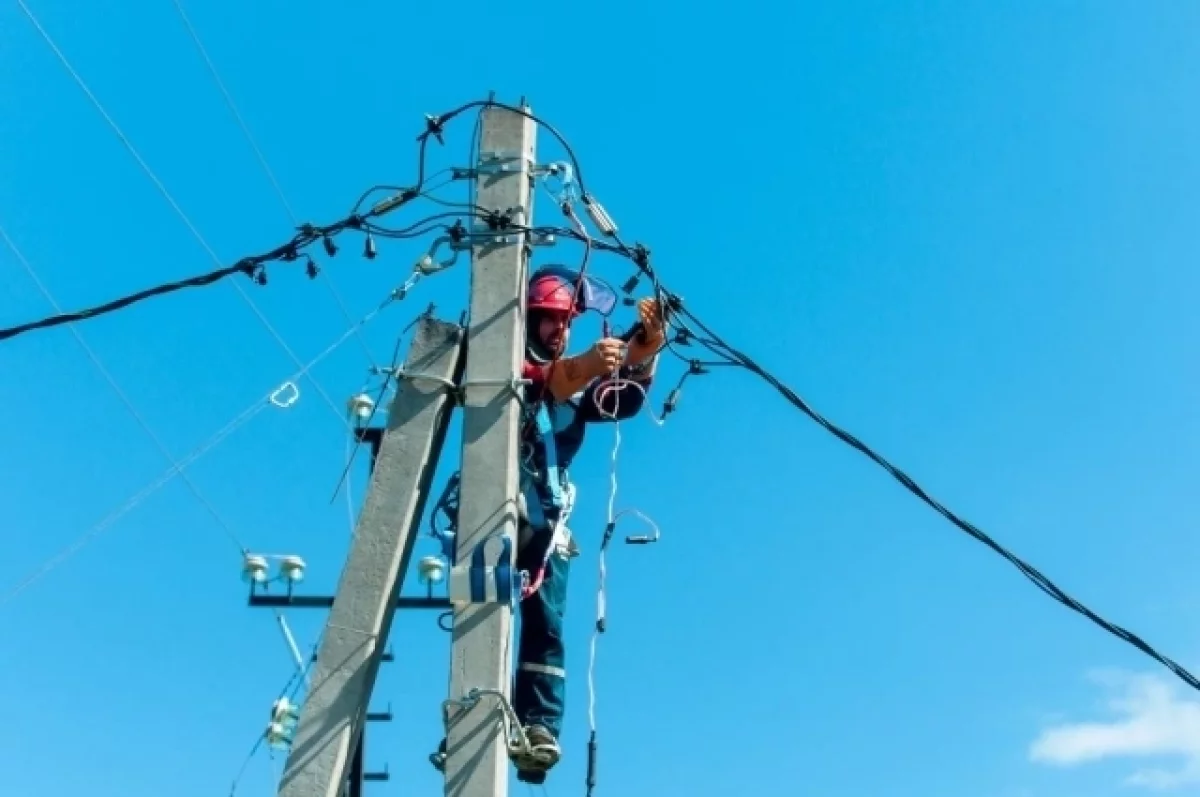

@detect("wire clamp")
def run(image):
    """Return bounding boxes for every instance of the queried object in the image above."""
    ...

[440,226,553,252]
[415,237,461,275]
[391,270,423,301]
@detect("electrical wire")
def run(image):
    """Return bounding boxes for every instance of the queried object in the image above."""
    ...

[0,200,469,343]
[0,282,409,608]
[610,229,1200,690]
[2,220,325,719]
[0,210,320,780]
[416,98,592,198]
[328,334,405,506]
[0,97,579,348]
[418,169,478,211]
[343,434,357,535]
[167,0,378,372]
[1,224,250,555]
[227,637,320,796]
[663,297,1200,691]
[13,0,348,428]
[0,202,456,336]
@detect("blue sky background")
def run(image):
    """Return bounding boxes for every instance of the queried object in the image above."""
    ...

[2,1,1198,796]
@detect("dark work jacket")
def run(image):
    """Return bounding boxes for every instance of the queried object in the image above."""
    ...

[519,357,651,528]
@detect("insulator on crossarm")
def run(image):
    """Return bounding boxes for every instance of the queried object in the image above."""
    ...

[347,392,375,422]
[279,555,306,583]
[417,555,447,586]
[242,554,269,583]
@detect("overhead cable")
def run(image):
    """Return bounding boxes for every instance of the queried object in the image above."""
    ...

[14,0,349,425]
[168,0,378,370]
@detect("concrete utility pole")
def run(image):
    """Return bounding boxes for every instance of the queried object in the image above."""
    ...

[248,423,452,797]
[277,316,465,797]
[443,104,537,797]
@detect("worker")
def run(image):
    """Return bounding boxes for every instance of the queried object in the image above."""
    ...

[427,266,664,782]
[509,265,664,780]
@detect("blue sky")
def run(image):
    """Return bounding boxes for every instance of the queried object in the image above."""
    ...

[2,1,1198,796]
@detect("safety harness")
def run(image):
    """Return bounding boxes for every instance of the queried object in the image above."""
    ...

[428,399,576,598]
[519,400,575,598]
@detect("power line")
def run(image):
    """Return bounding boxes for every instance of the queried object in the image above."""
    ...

[13,0,347,427]
[9,206,321,783]
[228,641,320,797]
[0,280,412,608]
[0,224,248,555]
[661,298,1200,692]
[0,201,604,344]
[167,0,378,372]
[0,94,598,345]
[0,198,469,342]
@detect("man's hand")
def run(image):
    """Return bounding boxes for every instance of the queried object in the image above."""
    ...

[636,297,666,343]
[584,337,626,375]
[550,337,625,399]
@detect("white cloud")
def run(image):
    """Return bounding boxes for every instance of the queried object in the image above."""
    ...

[1030,669,1200,789]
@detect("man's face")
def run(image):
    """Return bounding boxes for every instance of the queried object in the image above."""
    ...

[537,311,571,355]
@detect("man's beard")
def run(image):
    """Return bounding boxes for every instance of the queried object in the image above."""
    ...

[526,323,559,363]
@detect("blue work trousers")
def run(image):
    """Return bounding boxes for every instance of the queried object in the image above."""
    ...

[512,529,571,738]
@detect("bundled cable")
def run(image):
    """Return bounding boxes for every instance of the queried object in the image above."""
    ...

[0,260,245,341]
[663,299,1200,692]
[0,106,484,344]
[0,197,451,342]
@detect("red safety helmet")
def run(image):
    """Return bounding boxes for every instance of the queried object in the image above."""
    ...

[526,266,618,318]
[527,271,578,316]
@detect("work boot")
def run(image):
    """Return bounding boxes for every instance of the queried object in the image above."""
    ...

[511,724,560,773]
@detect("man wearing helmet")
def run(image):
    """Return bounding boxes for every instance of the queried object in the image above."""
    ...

[510,265,664,780]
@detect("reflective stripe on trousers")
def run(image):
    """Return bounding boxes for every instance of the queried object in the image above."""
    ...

[520,662,566,678]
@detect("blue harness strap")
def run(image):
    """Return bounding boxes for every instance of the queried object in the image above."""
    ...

[532,402,567,517]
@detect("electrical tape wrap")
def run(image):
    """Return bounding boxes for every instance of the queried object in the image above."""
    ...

[448,534,519,605]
